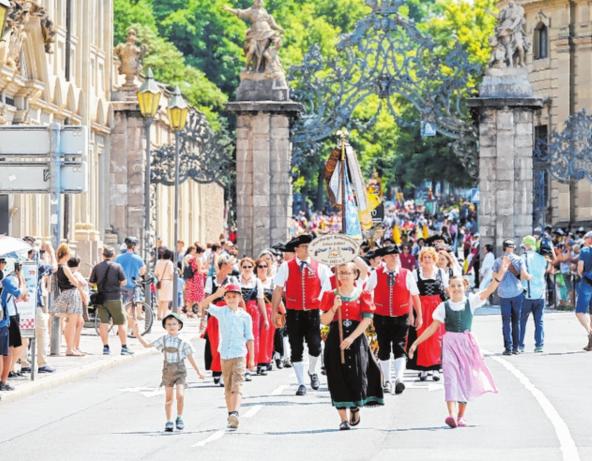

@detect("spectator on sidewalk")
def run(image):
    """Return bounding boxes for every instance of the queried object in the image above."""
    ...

[1,262,29,391]
[519,236,548,353]
[0,258,6,296]
[89,247,133,356]
[493,240,532,355]
[576,231,592,351]
[155,249,175,321]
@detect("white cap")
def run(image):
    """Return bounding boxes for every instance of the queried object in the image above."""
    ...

[584,231,592,240]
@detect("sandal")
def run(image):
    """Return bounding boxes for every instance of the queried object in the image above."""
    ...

[349,408,361,427]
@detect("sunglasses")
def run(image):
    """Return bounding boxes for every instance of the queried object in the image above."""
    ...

[241,265,253,269]
[257,265,268,269]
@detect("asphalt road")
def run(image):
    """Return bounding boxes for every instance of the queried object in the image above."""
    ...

[0,311,590,461]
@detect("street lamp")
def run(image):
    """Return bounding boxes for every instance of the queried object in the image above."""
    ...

[136,68,161,299]
[0,0,10,37]
[167,86,188,313]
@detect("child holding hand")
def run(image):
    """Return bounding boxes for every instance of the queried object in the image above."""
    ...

[133,312,204,432]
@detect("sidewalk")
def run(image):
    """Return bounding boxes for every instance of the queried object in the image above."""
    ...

[0,316,200,404]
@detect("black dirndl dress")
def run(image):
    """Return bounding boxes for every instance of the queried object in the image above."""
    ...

[321,290,384,409]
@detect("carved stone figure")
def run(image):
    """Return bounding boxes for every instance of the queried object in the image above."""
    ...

[114,28,146,88]
[489,1,530,69]
[224,0,285,78]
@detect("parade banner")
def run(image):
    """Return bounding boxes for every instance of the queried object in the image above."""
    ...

[17,261,38,337]
[309,234,360,266]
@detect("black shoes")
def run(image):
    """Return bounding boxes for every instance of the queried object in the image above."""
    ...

[394,380,405,395]
[584,333,592,352]
[296,384,307,396]
[309,373,320,390]
[339,421,351,431]
[275,358,284,369]
[502,350,512,356]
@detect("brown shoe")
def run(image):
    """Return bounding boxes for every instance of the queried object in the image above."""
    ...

[584,333,592,352]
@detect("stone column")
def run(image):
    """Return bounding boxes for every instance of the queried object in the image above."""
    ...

[469,70,543,254]
[227,101,301,257]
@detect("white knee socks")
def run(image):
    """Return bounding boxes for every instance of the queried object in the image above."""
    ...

[394,357,406,382]
[380,360,391,384]
[308,355,319,375]
[293,361,305,386]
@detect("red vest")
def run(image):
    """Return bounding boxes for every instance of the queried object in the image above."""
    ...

[285,259,322,311]
[373,266,411,317]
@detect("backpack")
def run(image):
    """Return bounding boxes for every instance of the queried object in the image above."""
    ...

[183,263,195,280]
[538,236,553,257]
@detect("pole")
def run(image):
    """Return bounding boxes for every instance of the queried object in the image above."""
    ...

[337,135,347,365]
[143,117,153,303]
[172,131,180,313]
[49,122,62,356]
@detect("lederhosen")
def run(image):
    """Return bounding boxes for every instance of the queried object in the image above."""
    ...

[161,341,187,387]
[406,269,447,371]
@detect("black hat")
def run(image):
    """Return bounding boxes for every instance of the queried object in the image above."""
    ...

[502,239,516,249]
[273,242,293,253]
[425,234,448,246]
[285,234,314,251]
[374,245,400,257]
[162,312,184,330]
[365,250,378,260]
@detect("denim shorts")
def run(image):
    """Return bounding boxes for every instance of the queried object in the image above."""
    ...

[0,326,9,356]
[575,281,592,314]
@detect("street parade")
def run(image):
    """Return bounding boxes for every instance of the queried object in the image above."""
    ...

[1,1,592,461]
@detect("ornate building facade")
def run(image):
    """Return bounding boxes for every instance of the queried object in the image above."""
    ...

[0,0,224,270]
[514,0,592,225]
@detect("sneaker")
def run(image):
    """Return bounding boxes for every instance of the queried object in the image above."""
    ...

[102,345,110,356]
[382,381,392,394]
[512,350,519,355]
[502,350,512,356]
[20,366,32,373]
[0,382,15,391]
[175,416,185,431]
[227,413,239,430]
[534,346,544,353]
[309,373,320,390]
[38,366,56,373]
[121,346,134,356]
[394,380,406,395]
[164,421,174,432]
[295,384,307,396]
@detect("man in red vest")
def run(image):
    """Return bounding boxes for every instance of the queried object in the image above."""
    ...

[272,234,332,396]
[366,245,422,395]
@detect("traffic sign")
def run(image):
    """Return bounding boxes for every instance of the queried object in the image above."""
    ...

[0,125,87,156]
[0,163,87,192]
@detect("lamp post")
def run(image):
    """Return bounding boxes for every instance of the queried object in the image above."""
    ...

[137,68,161,298]
[0,0,10,36]
[167,86,188,312]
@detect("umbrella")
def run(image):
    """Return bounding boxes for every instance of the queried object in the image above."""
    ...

[0,236,32,257]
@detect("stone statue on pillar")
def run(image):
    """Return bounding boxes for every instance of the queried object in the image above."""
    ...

[114,27,146,91]
[489,1,530,69]
[224,0,289,101]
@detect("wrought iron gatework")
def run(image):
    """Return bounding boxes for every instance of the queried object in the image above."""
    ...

[533,109,592,183]
[288,0,481,165]
[151,109,234,188]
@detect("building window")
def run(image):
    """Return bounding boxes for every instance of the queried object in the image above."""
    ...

[533,23,548,60]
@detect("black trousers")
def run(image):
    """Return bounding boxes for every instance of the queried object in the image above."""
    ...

[286,309,321,363]
[373,314,409,361]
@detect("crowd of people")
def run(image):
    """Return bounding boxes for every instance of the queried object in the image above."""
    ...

[1,207,591,432]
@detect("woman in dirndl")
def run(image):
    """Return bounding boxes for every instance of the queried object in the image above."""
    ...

[407,246,448,381]
[409,272,503,428]
[239,257,268,380]
[52,244,85,356]
[320,262,384,431]
[256,257,275,373]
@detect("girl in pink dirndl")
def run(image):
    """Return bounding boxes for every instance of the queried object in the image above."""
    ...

[409,268,508,428]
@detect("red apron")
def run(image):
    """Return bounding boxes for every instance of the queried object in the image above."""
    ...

[257,303,274,365]
[245,300,260,364]
[206,315,221,372]
[416,294,445,368]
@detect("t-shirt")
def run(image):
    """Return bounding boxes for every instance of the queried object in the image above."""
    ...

[89,260,126,301]
[579,246,592,276]
[1,275,22,327]
[492,253,524,299]
[115,252,145,289]
[432,292,487,323]
[151,334,194,364]
[522,251,547,300]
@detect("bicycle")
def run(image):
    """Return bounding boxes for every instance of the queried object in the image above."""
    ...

[91,276,156,338]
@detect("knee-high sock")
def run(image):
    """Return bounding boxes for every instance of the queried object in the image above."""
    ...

[394,357,406,382]
[293,361,305,386]
[282,336,290,359]
[380,359,391,384]
[308,354,319,375]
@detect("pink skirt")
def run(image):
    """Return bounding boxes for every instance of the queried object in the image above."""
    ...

[442,331,497,402]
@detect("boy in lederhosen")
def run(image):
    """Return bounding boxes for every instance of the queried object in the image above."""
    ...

[134,313,204,432]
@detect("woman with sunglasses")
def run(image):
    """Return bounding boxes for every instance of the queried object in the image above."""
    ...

[239,257,268,379]
[256,258,275,373]
[320,262,383,430]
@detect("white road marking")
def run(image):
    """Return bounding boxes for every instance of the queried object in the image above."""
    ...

[485,351,581,461]
[119,387,164,398]
[192,384,287,447]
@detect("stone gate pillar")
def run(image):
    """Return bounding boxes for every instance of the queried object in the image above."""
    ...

[228,86,302,257]
[469,70,543,254]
